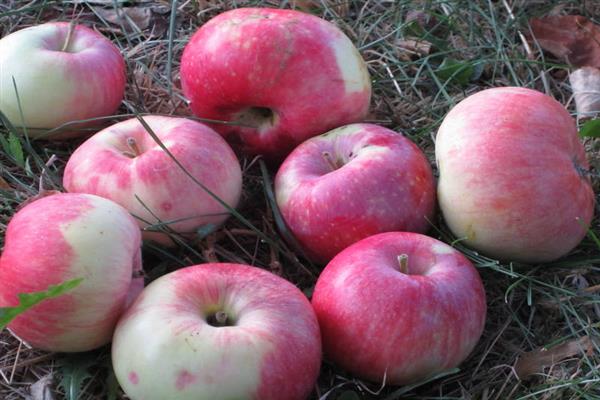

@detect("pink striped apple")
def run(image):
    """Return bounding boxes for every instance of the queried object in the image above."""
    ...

[0,22,125,138]
[112,263,321,400]
[180,7,371,160]
[0,193,143,352]
[312,232,486,385]
[275,123,436,264]
[63,116,242,245]
[436,87,595,263]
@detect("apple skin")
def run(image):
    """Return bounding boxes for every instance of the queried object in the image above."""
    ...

[275,123,436,264]
[311,232,486,385]
[112,263,321,400]
[0,22,125,138]
[180,7,371,160]
[63,116,243,245]
[436,87,595,263]
[0,193,143,352]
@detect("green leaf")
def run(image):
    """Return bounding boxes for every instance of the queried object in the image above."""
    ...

[0,278,83,330]
[7,131,24,167]
[435,58,474,86]
[58,353,96,400]
[579,119,600,138]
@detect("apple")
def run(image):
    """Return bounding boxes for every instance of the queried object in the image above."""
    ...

[63,115,243,245]
[112,262,321,400]
[436,87,595,263]
[275,123,436,264]
[180,7,371,160]
[0,193,143,352]
[0,22,125,138]
[311,232,486,385]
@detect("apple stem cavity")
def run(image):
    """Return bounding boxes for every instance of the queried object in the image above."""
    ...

[61,21,76,52]
[322,151,342,171]
[123,137,141,158]
[397,254,409,274]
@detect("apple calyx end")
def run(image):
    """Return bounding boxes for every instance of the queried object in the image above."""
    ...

[397,254,409,274]
[123,137,141,158]
[234,106,276,130]
[322,151,342,171]
[206,310,232,327]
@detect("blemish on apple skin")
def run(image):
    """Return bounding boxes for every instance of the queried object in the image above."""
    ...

[128,371,139,385]
[175,370,197,390]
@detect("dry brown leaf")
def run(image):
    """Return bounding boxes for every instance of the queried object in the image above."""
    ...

[406,10,438,32]
[96,7,152,33]
[514,336,595,379]
[570,67,600,117]
[396,38,432,58]
[529,15,600,68]
[0,175,11,190]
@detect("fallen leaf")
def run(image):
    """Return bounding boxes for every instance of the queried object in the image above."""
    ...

[406,10,437,32]
[570,67,600,117]
[28,374,55,400]
[514,336,595,379]
[0,175,11,190]
[396,38,432,58]
[529,15,600,68]
[96,7,152,33]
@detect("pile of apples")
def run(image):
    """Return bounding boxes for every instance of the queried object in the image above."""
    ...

[0,7,595,400]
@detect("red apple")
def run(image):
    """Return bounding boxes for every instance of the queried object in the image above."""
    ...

[436,87,595,263]
[312,232,486,385]
[180,7,371,160]
[63,116,243,245]
[0,22,125,138]
[275,123,436,264]
[112,263,321,400]
[0,193,142,352]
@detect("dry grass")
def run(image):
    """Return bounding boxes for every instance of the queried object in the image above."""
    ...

[1,0,600,399]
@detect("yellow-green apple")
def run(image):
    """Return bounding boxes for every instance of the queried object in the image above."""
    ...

[275,123,436,264]
[0,22,125,138]
[311,232,486,385]
[63,116,242,244]
[0,193,143,352]
[112,263,321,400]
[180,7,371,160]
[436,87,595,263]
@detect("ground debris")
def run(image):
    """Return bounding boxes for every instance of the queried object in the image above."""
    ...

[514,336,595,380]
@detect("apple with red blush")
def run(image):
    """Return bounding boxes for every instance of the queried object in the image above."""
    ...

[112,263,321,400]
[63,116,242,245]
[180,7,371,160]
[0,22,125,138]
[0,193,143,352]
[275,123,436,264]
[436,87,595,263]
[311,232,486,385]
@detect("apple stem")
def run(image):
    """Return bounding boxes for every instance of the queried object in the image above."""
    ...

[322,151,340,171]
[126,137,141,157]
[214,311,228,326]
[61,21,76,52]
[397,254,409,274]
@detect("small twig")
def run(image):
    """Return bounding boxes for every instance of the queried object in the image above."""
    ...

[384,63,403,96]
[8,340,22,384]
[61,20,76,52]
[38,154,58,195]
